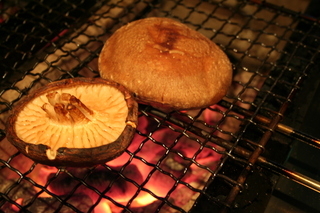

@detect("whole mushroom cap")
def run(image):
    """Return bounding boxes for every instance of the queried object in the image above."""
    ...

[98,17,233,110]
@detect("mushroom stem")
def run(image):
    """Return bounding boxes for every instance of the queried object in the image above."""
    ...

[69,95,94,116]
[43,92,93,125]
[54,103,70,124]
[41,103,56,119]
[46,92,60,106]
[67,104,91,124]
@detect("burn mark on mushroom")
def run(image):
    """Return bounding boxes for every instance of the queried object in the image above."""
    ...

[157,27,179,51]
[149,22,182,53]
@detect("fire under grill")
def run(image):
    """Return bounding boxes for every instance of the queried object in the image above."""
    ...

[1,0,320,212]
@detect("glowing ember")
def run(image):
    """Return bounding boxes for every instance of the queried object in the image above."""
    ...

[94,199,112,213]
[11,198,23,212]
[1,109,224,213]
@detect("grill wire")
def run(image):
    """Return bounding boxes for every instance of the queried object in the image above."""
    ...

[1,0,320,212]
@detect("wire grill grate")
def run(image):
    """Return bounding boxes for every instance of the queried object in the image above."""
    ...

[1,0,320,212]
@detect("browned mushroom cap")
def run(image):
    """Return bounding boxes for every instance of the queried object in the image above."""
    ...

[6,77,138,167]
[98,17,233,110]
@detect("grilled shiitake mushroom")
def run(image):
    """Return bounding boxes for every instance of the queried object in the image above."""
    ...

[6,78,138,167]
[99,17,233,110]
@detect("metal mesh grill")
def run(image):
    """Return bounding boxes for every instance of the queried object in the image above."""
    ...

[1,0,320,212]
